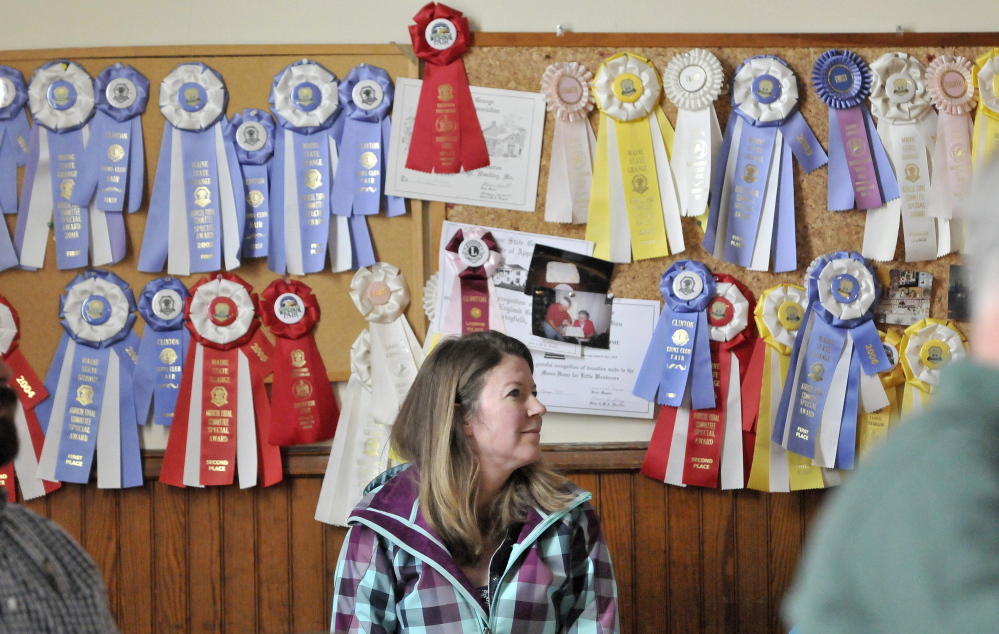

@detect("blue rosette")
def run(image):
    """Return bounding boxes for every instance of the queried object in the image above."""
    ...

[805,250,882,329]
[269,59,340,135]
[0,65,28,266]
[27,60,95,133]
[0,66,28,121]
[94,63,149,122]
[227,109,275,165]
[59,269,137,348]
[134,277,190,426]
[138,277,190,331]
[338,64,394,123]
[812,49,871,109]
[633,260,717,409]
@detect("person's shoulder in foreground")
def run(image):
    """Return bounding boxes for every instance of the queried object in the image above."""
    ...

[0,492,120,633]
[785,359,999,634]
[332,465,618,634]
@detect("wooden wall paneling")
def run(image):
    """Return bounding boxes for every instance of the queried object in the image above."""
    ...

[667,487,703,633]
[632,475,668,634]
[290,477,329,633]
[735,489,771,633]
[324,525,350,622]
[83,487,121,618]
[188,488,223,633]
[48,483,84,543]
[700,489,737,634]
[256,481,292,633]
[768,493,804,633]
[118,487,154,634]
[599,473,635,634]
[565,472,600,513]
[222,487,257,633]
[153,483,189,632]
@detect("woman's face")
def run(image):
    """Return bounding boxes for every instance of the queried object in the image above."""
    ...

[464,354,546,478]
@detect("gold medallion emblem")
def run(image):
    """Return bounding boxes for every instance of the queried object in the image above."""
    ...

[305,168,322,190]
[359,151,378,169]
[435,115,456,133]
[247,190,265,208]
[808,362,825,382]
[293,379,313,399]
[107,144,125,162]
[159,347,178,365]
[210,386,228,407]
[60,179,75,200]
[76,384,94,406]
[437,83,454,102]
[672,329,690,346]
[743,164,758,184]
[194,186,211,208]
[291,349,306,368]
[363,438,381,458]
[905,163,920,183]
[470,307,482,319]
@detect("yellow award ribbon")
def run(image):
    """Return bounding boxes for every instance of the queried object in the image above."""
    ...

[586,113,614,260]
[856,329,905,460]
[900,318,968,416]
[972,49,999,167]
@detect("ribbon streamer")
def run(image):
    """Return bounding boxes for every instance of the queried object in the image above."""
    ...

[159,273,281,488]
[0,67,30,271]
[440,227,505,335]
[663,49,724,218]
[228,109,275,261]
[331,64,407,270]
[406,2,489,173]
[633,260,716,408]
[743,284,838,492]
[35,270,142,489]
[926,55,975,227]
[268,59,344,275]
[864,53,949,262]
[641,274,756,490]
[260,279,339,446]
[138,62,244,276]
[856,328,905,460]
[0,297,60,501]
[541,61,596,224]
[14,60,96,270]
[812,50,900,213]
[68,63,148,268]
[771,252,890,471]
[315,330,375,526]
[899,318,967,416]
[704,55,828,273]
[586,52,684,263]
[133,277,190,426]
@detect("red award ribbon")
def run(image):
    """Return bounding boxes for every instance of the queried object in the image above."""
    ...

[407,2,489,173]
[260,279,339,446]
[160,273,281,488]
[0,297,58,502]
[443,227,502,334]
[681,275,756,488]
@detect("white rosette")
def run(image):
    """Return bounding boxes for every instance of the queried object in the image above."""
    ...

[589,53,683,262]
[709,282,750,342]
[62,277,131,342]
[732,57,798,124]
[349,263,424,428]
[663,49,724,216]
[28,62,95,131]
[421,272,440,356]
[816,258,877,320]
[976,56,999,116]
[541,62,597,224]
[316,330,376,527]
[864,53,945,262]
[272,61,339,129]
[188,278,255,344]
[902,322,965,390]
[0,301,16,354]
[159,64,226,131]
[760,284,807,350]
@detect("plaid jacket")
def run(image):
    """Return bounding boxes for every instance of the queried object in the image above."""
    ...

[331,465,619,633]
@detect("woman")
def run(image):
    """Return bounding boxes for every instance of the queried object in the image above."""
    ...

[572,310,596,343]
[331,331,619,633]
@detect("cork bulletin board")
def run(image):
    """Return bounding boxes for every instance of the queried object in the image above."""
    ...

[445,32,999,340]
[0,44,423,383]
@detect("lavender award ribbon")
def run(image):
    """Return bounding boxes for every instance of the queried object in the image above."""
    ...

[14,60,95,270]
[0,67,29,271]
[812,50,899,212]
[771,252,890,471]
[69,63,149,266]
[138,62,244,276]
[35,270,142,488]
[330,64,406,272]
[703,55,827,273]
[134,277,190,426]
[227,109,275,260]
[268,59,341,275]
[633,260,716,409]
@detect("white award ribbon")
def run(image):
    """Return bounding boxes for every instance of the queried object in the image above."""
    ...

[711,282,750,490]
[315,330,376,527]
[541,62,596,224]
[663,49,724,217]
[926,56,975,222]
[588,52,684,263]
[865,53,946,262]
[900,318,967,415]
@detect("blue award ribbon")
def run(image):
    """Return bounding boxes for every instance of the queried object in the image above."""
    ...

[268,60,340,275]
[134,277,190,426]
[0,67,30,268]
[633,260,716,409]
[44,125,90,269]
[227,109,275,260]
[772,251,889,465]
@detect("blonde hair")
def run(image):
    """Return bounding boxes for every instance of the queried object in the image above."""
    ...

[390,331,576,566]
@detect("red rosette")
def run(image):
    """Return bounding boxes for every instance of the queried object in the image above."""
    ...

[259,279,320,340]
[410,2,471,66]
[184,272,261,351]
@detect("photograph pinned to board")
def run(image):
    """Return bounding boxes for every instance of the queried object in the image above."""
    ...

[385,78,546,212]
[524,245,615,349]
[948,264,971,321]
[873,269,932,326]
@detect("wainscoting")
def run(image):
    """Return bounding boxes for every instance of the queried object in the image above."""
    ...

[16,444,824,633]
